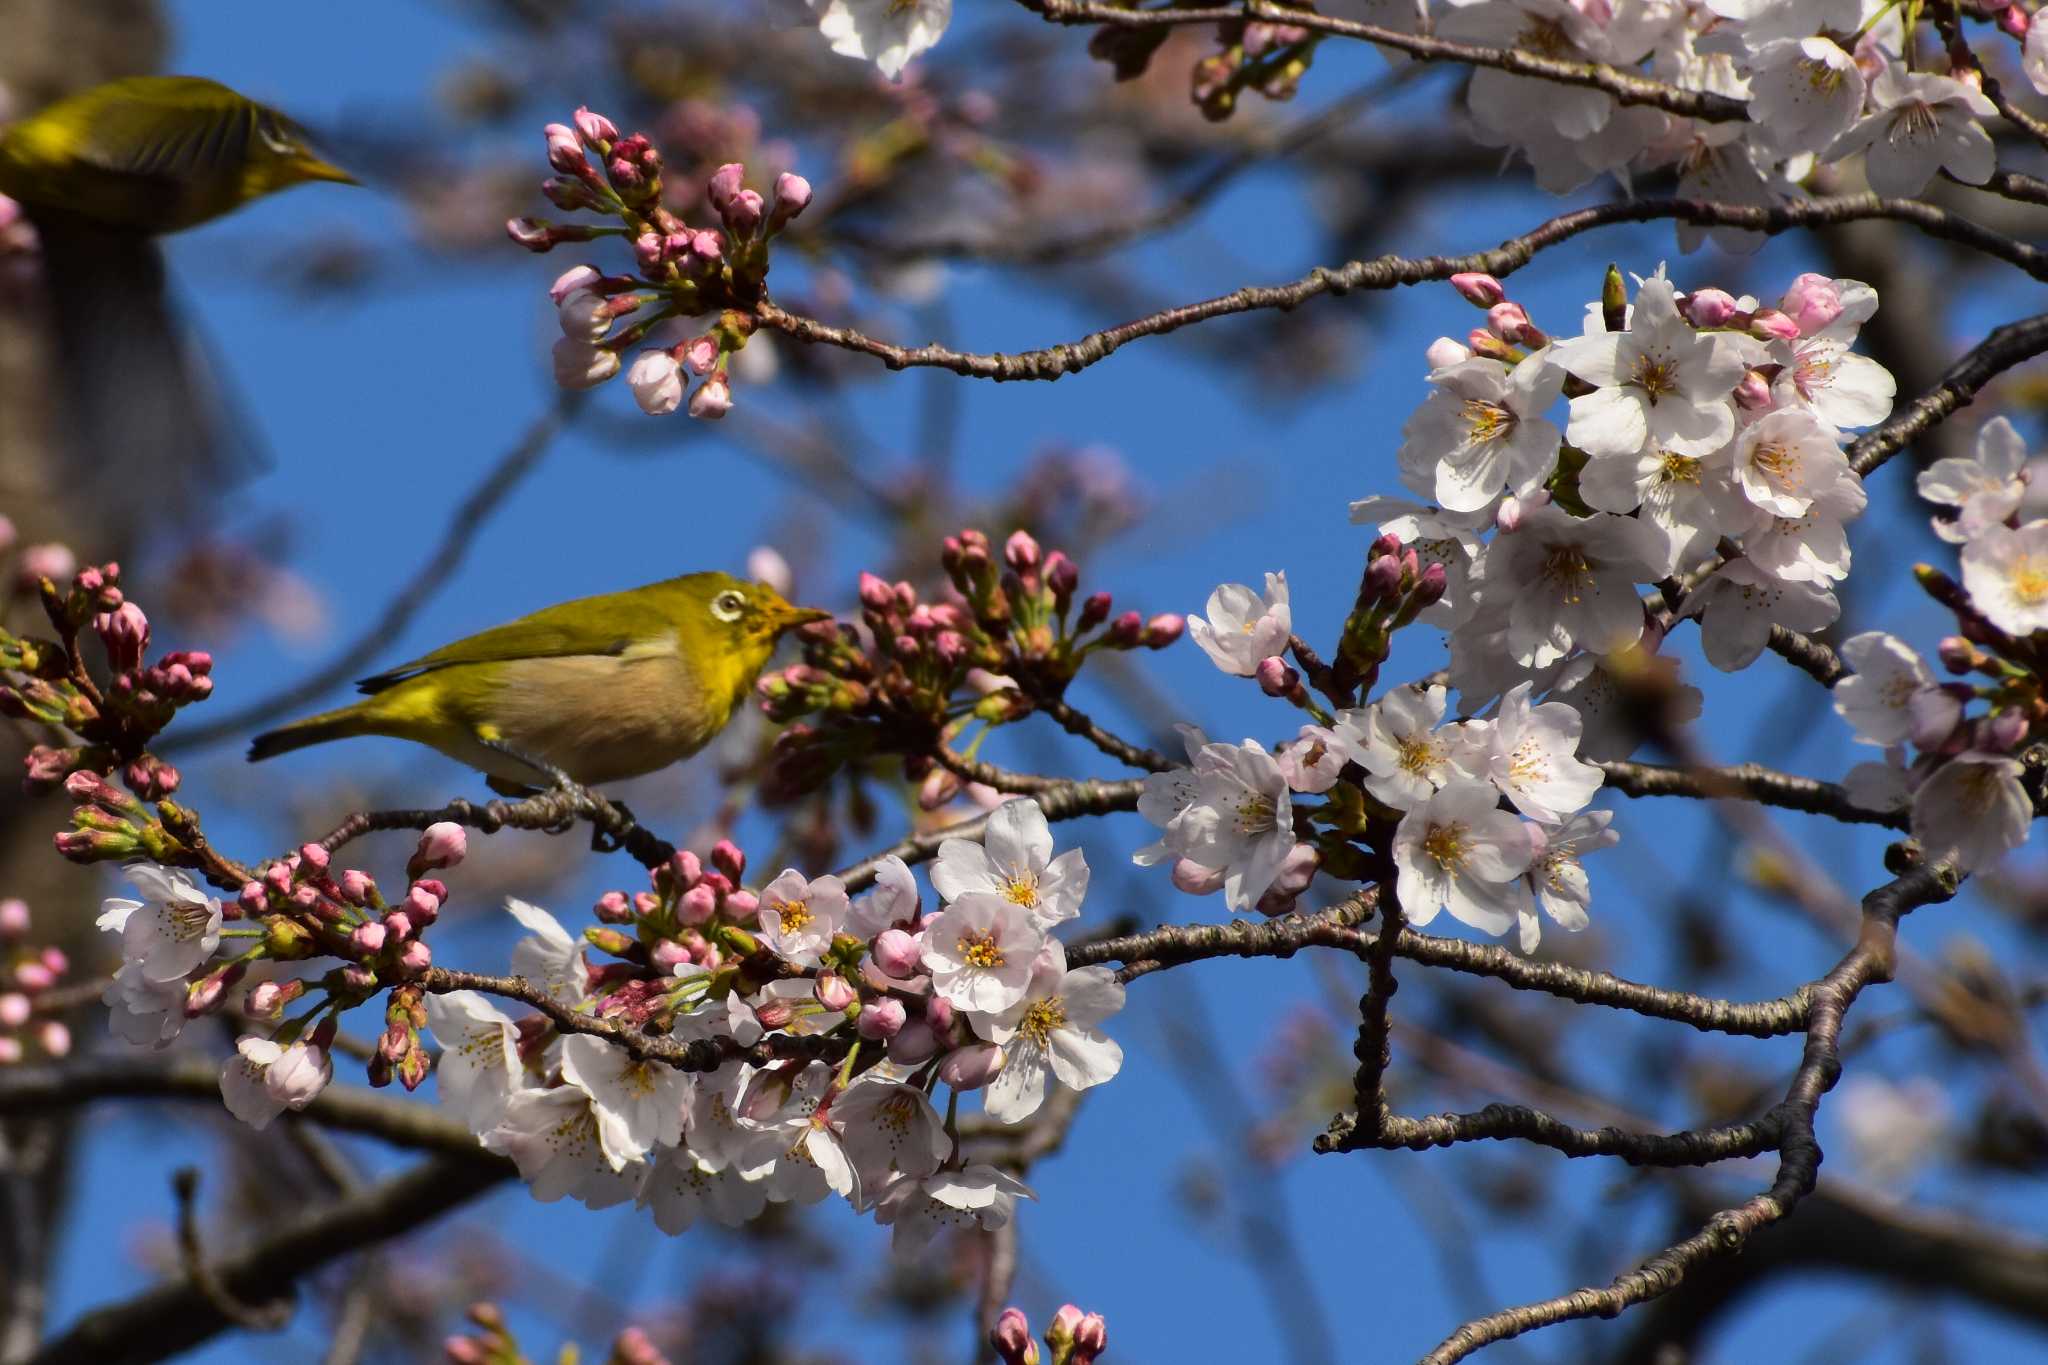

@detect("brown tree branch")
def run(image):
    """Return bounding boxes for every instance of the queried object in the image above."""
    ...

[833,776,1143,892]
[1847,310,2048,476]
[1595,759,1905,829]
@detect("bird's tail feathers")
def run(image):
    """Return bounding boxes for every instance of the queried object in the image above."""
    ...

[246,704,374,762]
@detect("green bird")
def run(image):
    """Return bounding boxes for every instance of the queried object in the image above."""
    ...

[0,76,358,524]
[248,574,831,791]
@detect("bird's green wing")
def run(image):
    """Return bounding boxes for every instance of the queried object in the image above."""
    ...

[356,596,642,694]
[55,78,265,184]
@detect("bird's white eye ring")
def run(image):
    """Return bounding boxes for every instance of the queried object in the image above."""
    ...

[711,591,745,622]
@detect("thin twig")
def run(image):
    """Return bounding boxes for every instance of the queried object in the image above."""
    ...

[834,776,1143,892]
[1595,759,1905,830]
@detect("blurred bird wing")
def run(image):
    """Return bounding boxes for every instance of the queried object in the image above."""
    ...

[39,78,260,184]
[356,599,666,694]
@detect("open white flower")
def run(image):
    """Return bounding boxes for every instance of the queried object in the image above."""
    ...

[1275,724,1347,795]
[755,869,849,968]
[1960,520,2048,636]
[808,0,950,80]
[1910,753,2030,872]
[220,1037,290,1131]
[507,899,589,1005]
[1745,36,1865,157]
[1392,779,1537,938]
[1679,557,1839,671]
[1518,809,1617,953]
[1919,416,2029,545]
[1334,684,1473,810]
[1579,443,1758,576]
[977,942,1125,1123]
[97,864,221,983]
[103,962,187,1048]
[1740,473,1865,587]
[828,1079,950,1194]
[484,1085,649,1208]
[1724,408,1852,520]
[1175,739,1300,911]
[872,1163,1034,1254]
[1475,504,1665,667]
[846,854,920,938]
[1543,650,1701,763]
[1833,633,1953,748]
[559,1034,691,1167]
[1478,682,1604,822]
[1826,68,1996,196]
[1397,352,1565,513]
[1187,573,1291,676]
[921,893,1046,1014]
[1133,724,1209,867]
[1557,272,1746,460]
[639,1145,770,1234]
[931,797,1087,927]
[732,1061,845,1205]
[423,990,523,1134]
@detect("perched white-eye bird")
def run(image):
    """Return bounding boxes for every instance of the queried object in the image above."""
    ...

[248,573,831,790]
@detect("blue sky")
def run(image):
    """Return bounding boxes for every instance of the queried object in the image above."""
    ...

[31,2,2048,1361]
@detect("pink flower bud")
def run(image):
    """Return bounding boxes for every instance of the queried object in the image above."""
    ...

[1072,1312,1107,1363]
[93,601,149,673]
[633,891,660,918]
[18,543,76,587]
[594,890,633,923]
[664,849,703,891]
[352,922,388,955]
[990,1308,1038,1365]
[919,768,962,810]
[12,962,51,992]
[404,884,442,923]
[1049,1305,1084,1349]
[185,966,241,1018]
[1425,336,1475,372]
[1980,704,2027,751]
[688,371,732,420]
[937,1043,1004,1091]
[873,928,922,978]
[1044,551,1080,603]
[768,172,813,233]
[857,997,907,1040]
[1170,859,1228,896]
[712,842,746,885]
[248,982,285,1018]
[1684,288,1739,328]
[1004,528,1041,573]
[573,106,619,149]
[677,884,719,925]
[814,972,858,1012]
[0,899,26,938]
[1256,655,1298,698]
[723,889,759,919]
[1999,3,2029,38]
[627,349,685,416]
[1733,369,1773,410]
[925,994,955,1034]
[887,1018,939,1064]
[0,994,28,1028]
[385,911,418,942]
[543,123,586,175]
[1486,301,1545,348]
[707,162,746,213]
[263,860,295,895]
[1106,611,1143,648]
[724,188,764,237]
[632,231,664,273]
[410,822,467,877]
[37,946,63,977]
[36,1020,69,1058]
[1139,613,1184,649]
[0,516,12,556]
[553,338,620,389]
[1748,308,1799,342]
[396,940,433,976]
[548,265,601,305]
[859,571,897,613]
[650,939,690,973]
[1450,272,1505,308]
[1779,272,1842,336]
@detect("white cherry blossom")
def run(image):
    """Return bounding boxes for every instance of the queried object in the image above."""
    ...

[1391,778,1537,938]
[1518,809,1617,953]
[1477,681,1604,822]
[1133,724,1209,867]
[1396,352,1565,513]
[422,990,523,1133]
[809,0,950,80]
[1474,504,1665,667]
[639,1146,770,1233]
[1543,651,1702,762]
[754,869,849,968]
[921,893,1045,1014]
[1174,739,1300,911]
[977,942,1125,1123]
[931,797,1087,927]
[1557,273,1746,460]
[96,864,221,983]
[1679,557,1839,671]
[828,1080,951,1193]
[484,1085,648,1208]
[1918,417,2029,545]
[507,899,589,1005]
[1826,68,1996,196]
[220,1037,290,1131]
[872,1163,1034,1254]
[1187,573,1290,676]
[1960,520,2048,636]
[1334,683,1472,810]
[1832,633,1951,748]
[1275,724,1346,795]
[1724,408,1852,520]
[1911,753,2030,872]
[103,962,187,1048]
[846,854,920,938]
[1745,37,1865,157]
[1578,442,1758,576]
[559,1034,691,1167]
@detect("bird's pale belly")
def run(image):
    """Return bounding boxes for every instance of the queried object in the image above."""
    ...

[441,653,719,787]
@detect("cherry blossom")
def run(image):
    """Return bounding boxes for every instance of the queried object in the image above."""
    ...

[559,1034,691,1166]
[96,864,221,983]
[1476,681,1604,823]
[102,962,186,1048]
[1578,441,1757,576]
[422,990,523,1133]
[1518,809,1617,953]
[1173,738,1300,911]
[808,0,951,80]
[1832,633,1954,749]
[1918,417,2030,545]
[1187,573,1290,676]
[976,942,1125,1123]
[1910,753,2030,872]
[1473,504,1664,667]
[1680,557,1839,671]
[639,1146,770,1233]
[1825,68,1996,197]
[872,1163,1034,1254]
[484,1085,649,1208]
[921,893,1046,1014]
[931,797,1088,927]
[755,869,849,968]
[828,1080,951,1193]
[506,898,590,1005]
[1557,273,1746,460]
[1334,683,1473,810]
[1396,352,1564,513]
[1391,779,1537,938]
[1960,521,2048,636]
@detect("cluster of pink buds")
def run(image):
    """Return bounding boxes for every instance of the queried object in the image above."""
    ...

[446,1302,672,1365]
[1183,17,1313,121]
[509,108,812,422]
[0,898,71,1065]
[579,840,762,1021]
[1444,271,1550,359]
[990,1304,1108,1365]
[3,558,211,806]
[756,528,1181,803]
[1327,532,1448,702]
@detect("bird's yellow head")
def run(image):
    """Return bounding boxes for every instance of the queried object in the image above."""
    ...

[238,103,358,200]
[694,573,833,650]
[663,572,833,709]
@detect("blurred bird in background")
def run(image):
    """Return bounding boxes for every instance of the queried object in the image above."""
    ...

[0,75,357,518]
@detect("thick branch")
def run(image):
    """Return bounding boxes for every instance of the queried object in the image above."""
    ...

[315,785,676,870]
[1596,759,1904,829]
[1847,311,2048,476]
